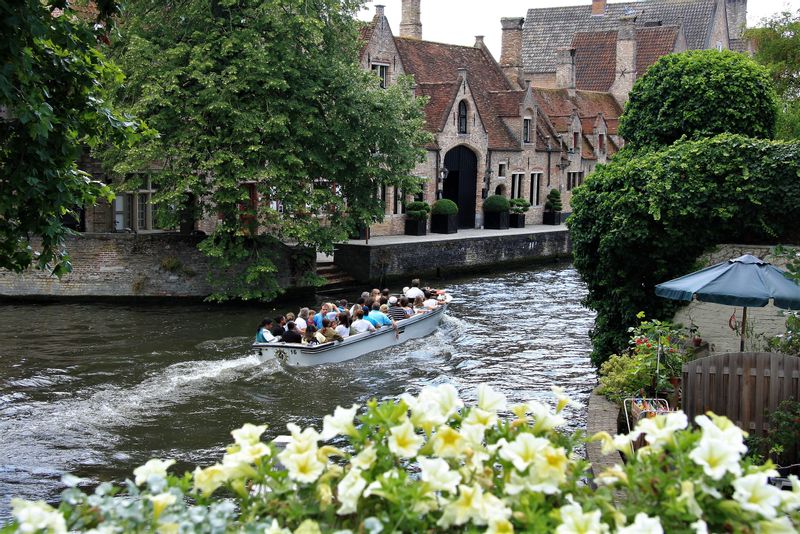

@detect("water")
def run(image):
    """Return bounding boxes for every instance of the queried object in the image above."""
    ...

[0,264,594,522]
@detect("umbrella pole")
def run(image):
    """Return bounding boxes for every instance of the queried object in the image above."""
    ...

[740,306,748,352]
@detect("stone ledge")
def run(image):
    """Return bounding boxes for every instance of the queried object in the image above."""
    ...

[586,386,624,482]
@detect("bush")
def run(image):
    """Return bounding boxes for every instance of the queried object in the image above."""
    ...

[510,198,531,214]
[746,399,800,467]
[10,384,798,533]
[482,194,510,213]
[405,201,430,221]
[619,50,778,150]
[431,198,458,216]
[544,189,562,212]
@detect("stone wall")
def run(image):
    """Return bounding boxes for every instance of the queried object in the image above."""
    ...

[0,234,311,299]
[670,245,797,354]
[333,229,570,283]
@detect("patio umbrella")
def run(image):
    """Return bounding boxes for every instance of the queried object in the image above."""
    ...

[655,254,800,351]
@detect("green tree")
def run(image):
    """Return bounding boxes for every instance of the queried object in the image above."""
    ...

[568,135,800,366]
[747,10,800,139]
[105,0,430,301]
[0,0,145,275]
[618,50,778,150]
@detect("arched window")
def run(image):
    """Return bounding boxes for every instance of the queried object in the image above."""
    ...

[458,100,468,134]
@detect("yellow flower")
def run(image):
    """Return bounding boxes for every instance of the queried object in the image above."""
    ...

[193,464,228,496]
[350,444,377,470]
[432,425,466,458]
[437,484,485,527]
[387,418,424,458]
[282,450,326,484]
[294,519,322,534]
[147,492,177,519]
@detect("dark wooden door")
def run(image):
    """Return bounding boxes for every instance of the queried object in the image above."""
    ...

[443,146,477,229]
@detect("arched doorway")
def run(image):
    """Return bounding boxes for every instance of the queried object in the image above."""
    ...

[443,146,477,229]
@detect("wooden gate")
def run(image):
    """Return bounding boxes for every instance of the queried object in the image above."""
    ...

[682,352,800,435]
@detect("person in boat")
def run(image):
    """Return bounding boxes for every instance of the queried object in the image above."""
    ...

[325,302,339,322]
[422,290,439,309]
[337,299,348,313]
[296,308,309,333]
[303,324,319,345]
[405,279,425,300]
[349,297,365,317]
[271,316,286,337]
[280,321,302,343]
[319,318,343,342]
[412,295,428,313]
[314,303,331,329]
[255,318,276,343]
[335,312,351,338]
[399,296,414,317]
[368,302,394,328]
[387,296,407,321]
[351,309,376,334]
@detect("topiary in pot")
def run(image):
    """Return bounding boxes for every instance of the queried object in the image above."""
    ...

[431,199,458,234]
[404,201,430,235]
[483,194,509,229]
[543,188,562,225]
[509,198,530,228]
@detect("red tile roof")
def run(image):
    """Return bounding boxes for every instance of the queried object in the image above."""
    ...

[636,26,680,78]
[530,88,622,135]
[488,91,525,117]
[358,20,377,59]
[416,82,460,131]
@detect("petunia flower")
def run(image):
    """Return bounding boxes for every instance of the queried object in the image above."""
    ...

[321,404,359,440]
[387,418,424,458]
[133,458,176,486]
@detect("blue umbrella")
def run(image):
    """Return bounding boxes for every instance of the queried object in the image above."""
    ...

[655,254,800,351]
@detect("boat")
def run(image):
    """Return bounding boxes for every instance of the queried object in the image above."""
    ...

[252,299,449,367]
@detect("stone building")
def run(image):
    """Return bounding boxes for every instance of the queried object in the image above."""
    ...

[360,1,623,235]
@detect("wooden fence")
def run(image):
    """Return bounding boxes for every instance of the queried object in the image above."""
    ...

[682,352,800,436]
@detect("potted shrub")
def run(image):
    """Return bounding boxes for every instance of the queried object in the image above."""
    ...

[543,188,562,225]
[509,198,530,228]
[483,194,510,230]
[404,201,430,236]
[430,199,458,234]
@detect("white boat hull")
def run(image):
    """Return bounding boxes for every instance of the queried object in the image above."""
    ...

[252,304,447,367]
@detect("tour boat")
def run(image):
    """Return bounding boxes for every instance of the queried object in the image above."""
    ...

[252,298,450,367]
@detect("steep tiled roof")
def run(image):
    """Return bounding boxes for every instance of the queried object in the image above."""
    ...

[396,38,521,150]
[531,88,623,135]
[416,82,460,131]
[571,25,679,91]
[358,19,377,59]
[522,0,716,73]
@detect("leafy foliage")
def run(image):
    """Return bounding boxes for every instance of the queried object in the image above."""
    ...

[618,50,778,150]
[482,194,510,213]
[104,0,430,301]
[544,189,562,212]
[431,199,458,216]
[568,135,800,365]
[405,201,430,221]
[510,198,531,214]
[746,399,800,467]
[0,0,147,275]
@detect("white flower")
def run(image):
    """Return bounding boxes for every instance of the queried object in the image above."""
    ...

[499,432,549,472]
[460,422,486,448]
[133,458,176,486]
[432,425,466,458]
[231,423,267,447]
[387,418,424,458]
[281,450,326,484]
[433,383,464,419]
[756,516,797,534]
[690,519,708,534]
[695,414,747,454]
[336,468,367,515]
[635,411,687,448]
[265,519,292,534]
[282,423,321,455]
[780,474,800,512]
[419,456,461,493]
[732,472,783,518]
[322,404,359,440]
[350,444,377,470]
[616,513,663,534]
[487,517,515,534]
[193,463,229,496]
[402,391,447,431]
[593,465,627,487]
[221,449,258,480]
[527,401,566,432]
[555,501,609,534]
[677,481,703,518]
[504,444,565,496]
[592,431,635,456]
[437,484,486,527]
[363,517,384,534]
[463,407,498,429]
[551,385,579,413]
[363,469,399,498]
[689,438,742,480]
[477,384,506,413]
[147,492,177,519]
[11,499,66,534]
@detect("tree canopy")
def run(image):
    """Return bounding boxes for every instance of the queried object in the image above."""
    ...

[568,135,800,366]
[0,0,145,275]
[105,0,430,301]
[618,50,777,150]
[747,9,800,139]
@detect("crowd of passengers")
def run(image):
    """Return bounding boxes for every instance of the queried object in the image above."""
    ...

[255,279,445,345]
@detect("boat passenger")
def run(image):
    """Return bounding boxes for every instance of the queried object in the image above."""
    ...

[422,290,439,309]
[335,312,351,338]
[338,299,348,313]
[349,297,365,317]
[325,302,339,322]
[387,296,407,321]
[320,318,343,342]
[369,303,395,329]
[314,304,330,329]
[381,288,390,298]
[413,296,427,313]
[271,316,286,337]
[280,321,303,343]
[255,318,276,343]
[370,288,381,301]
[405,279,425,300]
[296,308,309,333]
[399,297,414,317]
[351,309,376,334]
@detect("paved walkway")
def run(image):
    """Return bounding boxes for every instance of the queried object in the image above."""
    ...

[316,224,568,262]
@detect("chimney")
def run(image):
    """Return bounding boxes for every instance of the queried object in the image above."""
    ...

[474,35,485,47]
[610,15,637,106]
[555,47,576,96]
[400,0,422,40]
[592,0,607,16]
[374,4,384,19]
[500,17,525,88]
[726,0,747,40]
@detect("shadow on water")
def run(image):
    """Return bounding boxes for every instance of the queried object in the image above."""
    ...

[0,264,595,523]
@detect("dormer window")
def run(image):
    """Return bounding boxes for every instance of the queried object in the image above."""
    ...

[573,131,579,151]
[458,100,468,134]
[523,118,532,143]
[371,64,389,89]
[598,133,606,152]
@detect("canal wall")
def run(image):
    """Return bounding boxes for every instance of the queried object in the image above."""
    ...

[333,228,571,283]
[0,234,312,300]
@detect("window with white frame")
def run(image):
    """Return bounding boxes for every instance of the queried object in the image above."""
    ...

[371,64,389,88]
[115,176,165,232]
[511,173,524,199]
[529,172,541,206]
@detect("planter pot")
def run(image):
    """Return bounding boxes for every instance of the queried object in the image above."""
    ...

[542,211,562,225]
[404,218,427,236]
[509,213,526,228]
[431,213,458,234]
[484,211,509,230]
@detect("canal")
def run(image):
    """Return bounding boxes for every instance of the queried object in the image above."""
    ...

[0,264,595,522]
